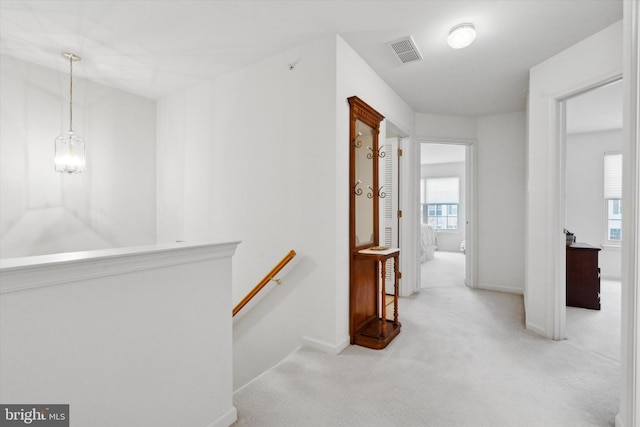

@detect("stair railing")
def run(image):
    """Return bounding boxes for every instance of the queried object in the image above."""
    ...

[232,250,297,317]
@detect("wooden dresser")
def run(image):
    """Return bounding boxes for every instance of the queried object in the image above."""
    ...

[566,242,601,310]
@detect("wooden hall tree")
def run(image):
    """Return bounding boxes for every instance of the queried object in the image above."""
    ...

[348,96,401,349]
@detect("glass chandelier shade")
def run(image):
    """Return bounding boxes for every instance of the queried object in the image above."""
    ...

[54,131,85,173]
[54,52,86,174]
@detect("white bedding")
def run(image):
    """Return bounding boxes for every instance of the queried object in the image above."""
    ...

[420,224,438,262]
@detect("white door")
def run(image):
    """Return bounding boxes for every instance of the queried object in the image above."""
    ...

[383,137,400,293]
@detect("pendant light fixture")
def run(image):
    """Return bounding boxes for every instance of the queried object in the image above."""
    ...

[447,23,476,49]
[54,52,86,174]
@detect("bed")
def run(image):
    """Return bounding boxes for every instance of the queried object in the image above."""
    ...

[420,224,438,263]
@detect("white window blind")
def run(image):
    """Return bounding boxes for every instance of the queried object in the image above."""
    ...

[426,177,459,204]
[604,152,622,199]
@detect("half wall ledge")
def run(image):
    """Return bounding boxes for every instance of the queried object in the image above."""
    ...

[0,240,241,294]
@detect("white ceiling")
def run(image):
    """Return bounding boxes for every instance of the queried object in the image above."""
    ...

[0,0,623,118]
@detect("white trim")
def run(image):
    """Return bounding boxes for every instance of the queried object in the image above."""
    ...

[555,98,568,341]
[525,321,547,338]
[555,79,624,341]
[418,138,478,289]
[302,335,350,355]
[477,283,524,295]
[619,1,640,426]
[0,241,240,294]
[552,75,622,341]
[603,244,623,251]
[204,406,238,427]
[465,143,478,288]
[420,137,476,146]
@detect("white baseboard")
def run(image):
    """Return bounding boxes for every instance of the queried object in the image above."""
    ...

[477,283,524,295]
[205,406,237,427]
[302,335,350,355]
[525,320,547,338]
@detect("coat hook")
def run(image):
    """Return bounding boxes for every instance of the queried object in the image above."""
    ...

[367,146,375,159]
[354,179,363,196]
[367,185,375,199]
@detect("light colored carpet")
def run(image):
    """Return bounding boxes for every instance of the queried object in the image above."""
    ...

[566,279,621,363]
[421,250,465,288]
[233,286,620,426]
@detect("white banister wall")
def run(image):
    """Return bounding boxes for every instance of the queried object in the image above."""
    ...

[0,241,239,427]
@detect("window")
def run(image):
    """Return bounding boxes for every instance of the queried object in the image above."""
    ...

[607,199,622,241]
[604,152,622,242]
[421,177,459,230]
[426,203,458,229]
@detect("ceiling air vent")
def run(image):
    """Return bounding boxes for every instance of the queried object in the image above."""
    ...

[389,36,423,64]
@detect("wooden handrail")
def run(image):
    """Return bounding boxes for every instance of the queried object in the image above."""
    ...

[232,250,297,317]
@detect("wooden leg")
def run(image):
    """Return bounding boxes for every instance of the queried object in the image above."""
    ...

[393,255,399,326]
[380,260,387,336]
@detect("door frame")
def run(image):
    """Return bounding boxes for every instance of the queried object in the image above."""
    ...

[418,138,477,289]
[619,3,639,426]
[555,76,623,341]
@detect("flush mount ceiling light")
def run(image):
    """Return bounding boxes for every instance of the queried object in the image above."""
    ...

[54,52,86,174]
[447,23,476,49]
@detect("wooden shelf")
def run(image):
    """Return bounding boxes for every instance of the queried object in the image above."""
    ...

[350,248,400,349]
[353,318,401,350]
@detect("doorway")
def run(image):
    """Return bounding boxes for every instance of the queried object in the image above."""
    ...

[419,141,475,289]
[562,79,623,361]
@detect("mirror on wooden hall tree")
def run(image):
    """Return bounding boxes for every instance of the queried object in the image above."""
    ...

[348,96,383,250]
[353,118,375,247]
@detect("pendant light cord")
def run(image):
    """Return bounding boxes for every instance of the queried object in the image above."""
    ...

[69,55,73,133]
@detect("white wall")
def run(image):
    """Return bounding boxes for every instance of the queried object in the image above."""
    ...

[566,129,622,279]
[0,242,239,427]
[527,21,622,339]
[336,36,418,299]
[157,34,415,389]
[158,34,339,390]
[416,112,526,294]
[0,55,157,258]
[420,161,466,252]
[416,113,477,141]
[476,112,526,293]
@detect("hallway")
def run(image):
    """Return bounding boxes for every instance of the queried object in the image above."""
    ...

[421,250,465,288]
[233,285,619,426]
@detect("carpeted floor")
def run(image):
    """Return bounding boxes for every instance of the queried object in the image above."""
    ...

[233,283,620,426]
[421,250,465,288]
[566,279,621,363]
